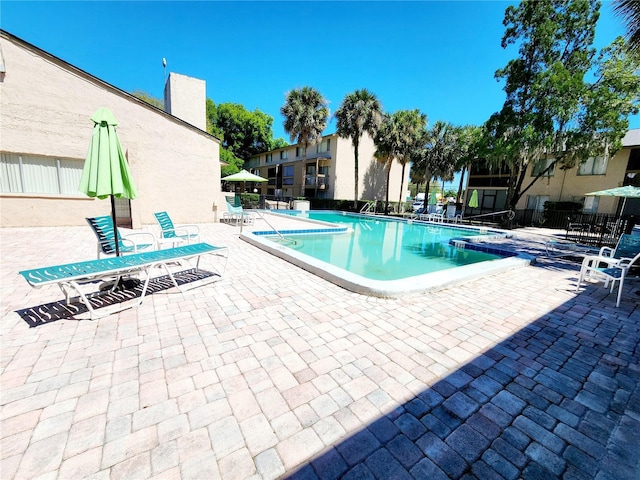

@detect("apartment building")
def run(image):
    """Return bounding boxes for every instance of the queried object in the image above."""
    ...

[0,30,223,228]
[245,132,410,204]
[466,129,640,217]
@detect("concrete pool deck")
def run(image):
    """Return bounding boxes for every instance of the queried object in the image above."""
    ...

[1,214,639,479]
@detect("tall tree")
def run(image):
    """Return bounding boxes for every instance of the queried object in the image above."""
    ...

[207,100,287,162]
[613,0,640,52]
[391,110,428,207]
[131,90,164,109]
[280,87,329,162]
[373,113,397,214]
[486,0,640,213]
[454,125,483,203]
[335,89,383,209]
[418,121,459,209]
[206,100,288,176]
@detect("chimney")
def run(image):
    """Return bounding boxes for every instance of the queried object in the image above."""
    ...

[163,72,206,131]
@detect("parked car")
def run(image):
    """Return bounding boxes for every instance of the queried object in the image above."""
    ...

[412,200,424,212]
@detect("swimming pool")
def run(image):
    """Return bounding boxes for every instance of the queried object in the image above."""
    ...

[241,211,531,297]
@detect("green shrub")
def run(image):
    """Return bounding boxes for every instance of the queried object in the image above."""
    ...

[543,201,582,213]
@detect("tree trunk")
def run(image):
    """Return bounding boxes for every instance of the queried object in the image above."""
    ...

[456,165,467,203]
[398,162,407,210]
[353,138,360,210]
[385,161,391,215]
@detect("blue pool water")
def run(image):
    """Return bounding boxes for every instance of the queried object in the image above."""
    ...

[265,211,503,281]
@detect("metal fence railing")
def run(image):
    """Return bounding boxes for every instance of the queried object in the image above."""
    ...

[515,209,632,248]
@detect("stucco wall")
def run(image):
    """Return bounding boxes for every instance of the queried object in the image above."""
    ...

[0,33,222,228]
[517,148,631,214]
[332,133,409,204]
[164,72,206,131]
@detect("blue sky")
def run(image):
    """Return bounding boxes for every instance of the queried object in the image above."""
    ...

[2,1,638,178]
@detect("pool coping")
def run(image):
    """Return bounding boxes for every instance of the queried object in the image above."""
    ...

[240,212,534,298]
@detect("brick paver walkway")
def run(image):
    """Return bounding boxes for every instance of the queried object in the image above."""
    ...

[1,217,638,479]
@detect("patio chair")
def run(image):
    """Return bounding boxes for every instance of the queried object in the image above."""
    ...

[223,196,255,225]
[544,240,600,259]
[597,233,640,261]
[154,211,200,247]
[576,251,640,307]
[86,215,156,259]
[546,233,640,262]
[419,212,444,223]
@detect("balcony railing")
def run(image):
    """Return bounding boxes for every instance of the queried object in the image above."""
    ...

[304,174,329,189]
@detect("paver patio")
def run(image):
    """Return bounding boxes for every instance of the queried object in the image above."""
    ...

[1,215,638,479]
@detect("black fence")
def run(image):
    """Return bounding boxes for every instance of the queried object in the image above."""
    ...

[516,209,634,247]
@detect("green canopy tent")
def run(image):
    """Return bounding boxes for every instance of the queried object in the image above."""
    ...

[78,107,137,257]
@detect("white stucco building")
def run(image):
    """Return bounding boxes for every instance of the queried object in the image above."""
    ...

[0,29,224,228]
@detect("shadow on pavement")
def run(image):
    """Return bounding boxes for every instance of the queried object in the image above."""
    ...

[15,269,218,327]
[286,290,640,480]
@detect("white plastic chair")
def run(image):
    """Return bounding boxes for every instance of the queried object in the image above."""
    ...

[576,251,640,307]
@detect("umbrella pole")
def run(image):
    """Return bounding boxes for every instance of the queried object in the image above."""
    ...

[111,195,121,257]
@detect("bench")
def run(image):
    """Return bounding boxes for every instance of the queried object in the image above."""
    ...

[19,242,229,319]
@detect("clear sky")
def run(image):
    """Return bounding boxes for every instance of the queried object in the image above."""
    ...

[2,1,638,161]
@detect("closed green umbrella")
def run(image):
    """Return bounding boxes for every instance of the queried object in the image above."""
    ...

[79,107,137,256]
[468,189,479,208]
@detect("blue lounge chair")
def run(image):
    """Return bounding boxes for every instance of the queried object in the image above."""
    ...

[19,242,229,319]
[86,216,156,258]
[154,211,200,246]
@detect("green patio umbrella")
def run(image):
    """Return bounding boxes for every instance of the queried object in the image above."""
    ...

[222,169,268,183]
[468,189,479,208]
[428,191,438,205]
[222,169,268,195]
[585,186,640,215]
[79,107,137,256]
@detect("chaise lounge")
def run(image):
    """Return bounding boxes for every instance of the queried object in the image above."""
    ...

[19,242,229,319]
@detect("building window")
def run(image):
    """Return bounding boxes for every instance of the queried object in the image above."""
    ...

[266,153,272,163]
[573,195,599,213]
[526,195,549,212]
[296,147,303,157]
[578,157,607,176]
[1,153,84,195]
[317,138,331,153]
[283,165,294,186]
[280,151,287,160]
[531,158,555,177]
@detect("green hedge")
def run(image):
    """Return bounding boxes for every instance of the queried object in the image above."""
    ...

[543,201,582,213]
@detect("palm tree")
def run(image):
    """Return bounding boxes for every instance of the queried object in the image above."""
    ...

[392,110,428,208]
[613,0,640,52]
[422,121,458,208]
[454,125,483,204]
[373,113,397,214]
[335,89,382,209]
[280,87,329,162]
